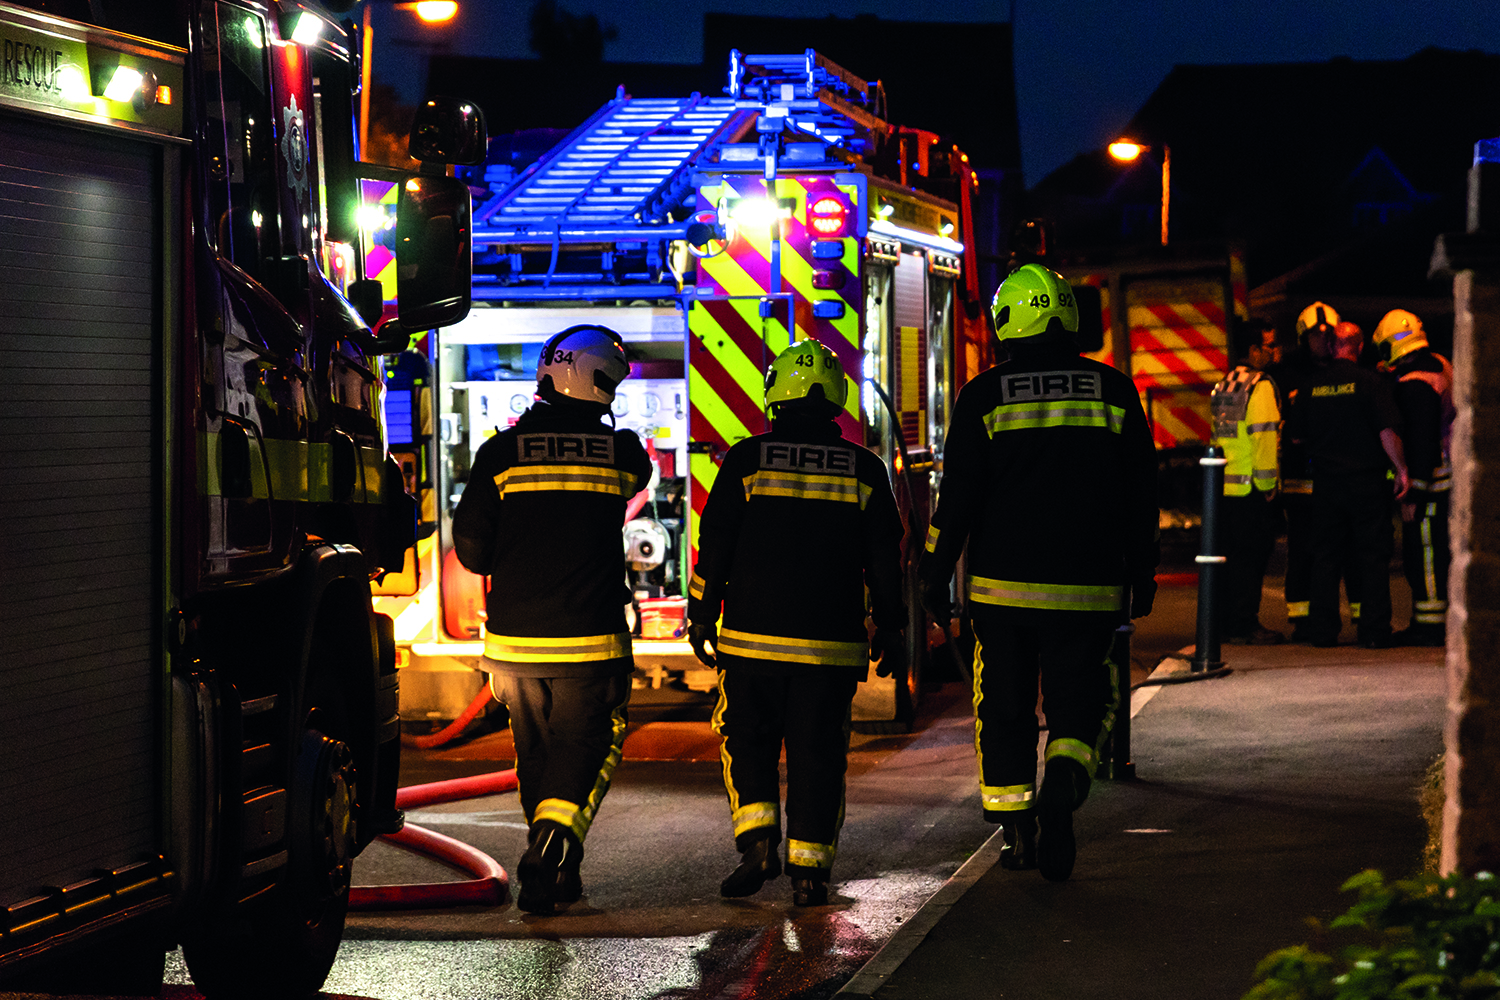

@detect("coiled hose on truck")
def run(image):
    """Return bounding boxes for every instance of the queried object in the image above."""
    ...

[350,687,513,910]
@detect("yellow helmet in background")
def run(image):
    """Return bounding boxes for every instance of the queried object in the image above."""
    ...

[1372,309,1429,367]
[765,338,848,414]
[1295,301,1340,339]
[991,263,1078,342]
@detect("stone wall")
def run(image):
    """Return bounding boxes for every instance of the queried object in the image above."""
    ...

[1441,150,1500,874]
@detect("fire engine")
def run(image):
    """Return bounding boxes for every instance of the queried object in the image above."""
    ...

[373,49,992,731]
[0,1,481,995]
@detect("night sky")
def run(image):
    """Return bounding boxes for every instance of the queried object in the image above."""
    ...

[370,0,1500,185]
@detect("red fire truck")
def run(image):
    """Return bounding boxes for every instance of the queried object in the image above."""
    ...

[0,1,481,995]
[374,50,993,731]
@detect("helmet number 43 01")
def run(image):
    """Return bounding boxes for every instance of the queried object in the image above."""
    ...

[794,353,835,369]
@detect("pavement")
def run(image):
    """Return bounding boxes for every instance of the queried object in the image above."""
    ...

[835,595,1447,1000]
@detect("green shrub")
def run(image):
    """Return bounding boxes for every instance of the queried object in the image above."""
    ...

[1244,869,1500,1000]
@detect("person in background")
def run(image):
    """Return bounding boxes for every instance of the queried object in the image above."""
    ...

[1212,317,1284,645]
[1287,320,1408,648]
[1373,309,1454,647]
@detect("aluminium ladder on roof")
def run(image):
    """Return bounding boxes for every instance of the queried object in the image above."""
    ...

[473,95,748,240]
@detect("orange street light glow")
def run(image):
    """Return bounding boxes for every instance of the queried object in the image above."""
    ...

[410,1,459,22]
[1108,141,1144,162]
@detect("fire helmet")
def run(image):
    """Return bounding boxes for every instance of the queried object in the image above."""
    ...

[1295,301,1340,339]
[765,339,848,415]
[536,325,629,406]
[1372,309,1429,366]
[991,263,1078,342]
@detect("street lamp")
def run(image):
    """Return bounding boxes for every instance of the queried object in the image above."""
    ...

[359,1,460,155]
[1109,138,1170,246]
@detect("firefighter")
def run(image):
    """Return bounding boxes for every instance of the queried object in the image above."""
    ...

[452,325,652,914]
[1285,319,1408,647]
[685,339,905,907]
[1373,309,1453,646]
[1273,302,1342,641]
[1211,317,1284,645]
[919,264,1158,882]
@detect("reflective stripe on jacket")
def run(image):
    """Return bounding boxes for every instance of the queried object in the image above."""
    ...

[1211,366,1280,497]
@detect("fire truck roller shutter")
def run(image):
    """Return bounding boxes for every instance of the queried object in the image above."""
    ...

[0,114,163,903]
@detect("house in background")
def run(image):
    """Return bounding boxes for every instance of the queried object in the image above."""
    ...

[1027,47,1500,355]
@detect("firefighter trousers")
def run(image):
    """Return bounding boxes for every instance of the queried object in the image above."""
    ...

[489,672,631,845]
[1307,475,1393,645]
[1284,494,1362,634]
[711,668,857,881]
[969,606,1118,822]
[1402,495,1450,631]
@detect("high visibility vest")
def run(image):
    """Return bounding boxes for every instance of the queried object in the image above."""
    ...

[1211,366,1280,497]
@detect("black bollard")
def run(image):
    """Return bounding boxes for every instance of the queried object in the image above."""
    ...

[1192,445,1227,673]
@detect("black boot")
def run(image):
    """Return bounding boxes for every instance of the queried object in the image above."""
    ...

[999,813,1037,871]
[791,877,828,907]
[517,820,583,914]
[1037,756,1088,883]
[720,831,781,898]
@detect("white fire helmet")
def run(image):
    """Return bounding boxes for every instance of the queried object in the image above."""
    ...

[536,325,629,406]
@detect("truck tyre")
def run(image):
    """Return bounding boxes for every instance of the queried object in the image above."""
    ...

[183,680,356,1000]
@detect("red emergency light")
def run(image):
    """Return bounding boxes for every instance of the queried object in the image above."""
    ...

[808,195,848,237]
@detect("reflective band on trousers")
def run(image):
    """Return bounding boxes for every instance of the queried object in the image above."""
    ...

[925,523,940,554]
[533,798,584,840]
[982,400,1127,437]
[968,575,1123,612]
[495,464,639,498]
[742,470,869,507]
[484,632,630,662]
[732,801,780,838]
[1046,737,1095,772]
[1287,601,1310,618]
[787,838,836,870]
[981,783,1035,811]
[716,627,867,667]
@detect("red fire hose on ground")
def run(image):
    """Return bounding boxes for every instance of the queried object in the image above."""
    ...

[350,688,515,910]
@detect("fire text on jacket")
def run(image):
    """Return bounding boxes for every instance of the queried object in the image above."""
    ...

[517,433,615,464]
[1001,371,1103,403]
[760,442,856,473]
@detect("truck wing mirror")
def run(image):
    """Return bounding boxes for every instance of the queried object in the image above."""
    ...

[395,175,472,330]
[1072,284,1105,354]
[408,96,488,166]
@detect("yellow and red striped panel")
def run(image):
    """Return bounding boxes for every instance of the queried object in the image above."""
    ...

[687,175,862,556]
[1127,290,1228,448]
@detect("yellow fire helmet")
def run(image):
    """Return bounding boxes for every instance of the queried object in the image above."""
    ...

[764,338,848,414]
[1295,301,1341,339]
[991,263,1078,341]
[1372,309,1429,366]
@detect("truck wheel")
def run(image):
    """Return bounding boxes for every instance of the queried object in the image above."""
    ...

[184,711,356,999]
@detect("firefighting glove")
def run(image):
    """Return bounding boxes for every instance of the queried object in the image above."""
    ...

[919,577,952,629]
[1129,577,1158,620]
[870,628,906,679]
[687,621,718,668]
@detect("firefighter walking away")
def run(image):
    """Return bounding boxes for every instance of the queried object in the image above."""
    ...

[919,264,1159,882]
[452,325,652,914]
[686,339,906,907]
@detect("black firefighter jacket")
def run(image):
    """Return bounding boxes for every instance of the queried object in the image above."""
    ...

[687,416,905,680]
[452,401,652,677]
[920,337,1159,620]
